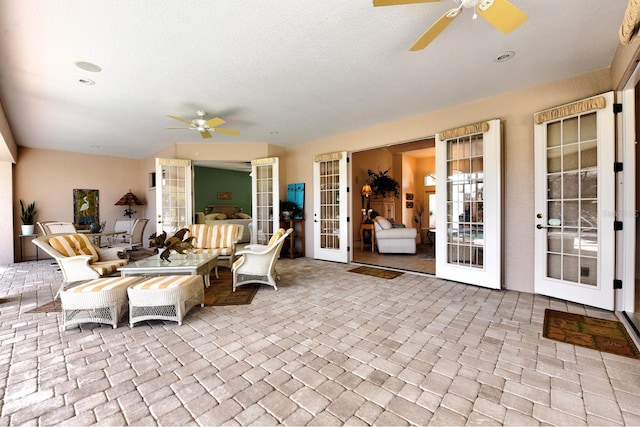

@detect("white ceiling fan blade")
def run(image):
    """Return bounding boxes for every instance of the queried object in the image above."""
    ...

[477,0,527,34]
[200,130,213,139]
[205,117,225,128]
[373,0,441,6]
[410,7,460,51]
[167,115,193,126]
[166,127,192,130]
[213,128,240,135]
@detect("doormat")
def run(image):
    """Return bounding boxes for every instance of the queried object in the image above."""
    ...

[542,309,640,359]
[348,266,403,279]
[26,270,259,313]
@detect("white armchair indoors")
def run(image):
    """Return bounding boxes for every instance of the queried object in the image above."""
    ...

[373,216,417,254]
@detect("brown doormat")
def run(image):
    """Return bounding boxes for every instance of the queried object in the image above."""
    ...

[543,309,640,359]
[348,266,403,279]
[26,270,258,313]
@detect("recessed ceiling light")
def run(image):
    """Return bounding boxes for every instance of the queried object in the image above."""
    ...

[79,78,95,85]
[270,131,279,135]
[75,61,102,72]
[495,51,515,62]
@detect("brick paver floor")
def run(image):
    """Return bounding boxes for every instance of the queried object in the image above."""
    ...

[1,257,639,425]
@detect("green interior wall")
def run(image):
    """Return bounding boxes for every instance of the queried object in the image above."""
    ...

[194,166,252,214]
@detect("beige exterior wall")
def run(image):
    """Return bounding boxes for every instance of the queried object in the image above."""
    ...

[12,147,146,260]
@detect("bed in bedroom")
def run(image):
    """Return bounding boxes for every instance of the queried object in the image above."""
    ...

[195,205,252,243]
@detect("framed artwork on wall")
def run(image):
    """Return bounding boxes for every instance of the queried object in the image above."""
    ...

[406,192,414,200]
[406,201,414,209]
[73,189,99,229]
[217,192,232,200]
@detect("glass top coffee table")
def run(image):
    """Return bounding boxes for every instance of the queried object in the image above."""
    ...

[119,253,218,287]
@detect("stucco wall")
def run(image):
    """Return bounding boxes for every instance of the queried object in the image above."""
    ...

[13,147,146,261]
[283,68,613,293]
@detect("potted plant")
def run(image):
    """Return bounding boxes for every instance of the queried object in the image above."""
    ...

[280,200,302,220]
[19,200,37,235]
[367,168,400,198]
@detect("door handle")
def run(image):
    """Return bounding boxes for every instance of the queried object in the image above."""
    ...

[536,224,547,229]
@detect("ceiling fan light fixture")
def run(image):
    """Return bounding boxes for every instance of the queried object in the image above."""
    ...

[494,50,515,62]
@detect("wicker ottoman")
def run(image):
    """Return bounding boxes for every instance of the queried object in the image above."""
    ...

[127,275,205,326]
[59,276,143,330]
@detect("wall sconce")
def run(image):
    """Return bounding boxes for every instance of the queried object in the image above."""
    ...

[115,190,144,218]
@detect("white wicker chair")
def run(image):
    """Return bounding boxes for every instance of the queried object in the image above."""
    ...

[33,233,129,297]
[232,228,292,291]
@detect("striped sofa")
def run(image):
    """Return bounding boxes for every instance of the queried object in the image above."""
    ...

[187,223,244,270]
[33,233,129,287]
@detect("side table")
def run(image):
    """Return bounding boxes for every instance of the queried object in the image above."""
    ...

[19,234,39,261]
[360,223,375,252]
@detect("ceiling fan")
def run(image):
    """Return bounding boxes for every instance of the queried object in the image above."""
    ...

[373,0,528,51]
[166,111,240,139]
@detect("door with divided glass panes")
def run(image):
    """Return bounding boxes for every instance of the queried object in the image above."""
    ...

[155,158,193,235]
[251,157,279,245]
[313,152,349,263]
[534,93,615,310]
[435,119,501,289]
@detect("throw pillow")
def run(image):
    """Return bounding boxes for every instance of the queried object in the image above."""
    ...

[205,213,220,221]
[50,233,100,262]
[237,212,251,219]
[375,217,393,230]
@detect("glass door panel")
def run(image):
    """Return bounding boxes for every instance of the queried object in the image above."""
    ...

[436,119,501,289]
[155,158,192,235]
[314,152,349,263]
[534,92,615,310]
[252,157,279,245]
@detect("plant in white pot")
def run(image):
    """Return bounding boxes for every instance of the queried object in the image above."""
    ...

[19,200,37,235]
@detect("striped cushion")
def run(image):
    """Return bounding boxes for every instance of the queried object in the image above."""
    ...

[267,229,285,248]
[90,259,129,276]
[192,248,231,256]
[188,224,239,250]
[50,234,99,262]
[130,275,198,290]
[66,276,140,293]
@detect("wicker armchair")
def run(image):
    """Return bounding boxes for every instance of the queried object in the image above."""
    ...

[33,233,129,296]
[232,228,292,291]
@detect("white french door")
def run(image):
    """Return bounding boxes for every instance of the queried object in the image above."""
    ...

[155,158,193,235]
[313,151,349,263]
[251,157,280,245]
[534,93,615,310]
[435,119,502,289]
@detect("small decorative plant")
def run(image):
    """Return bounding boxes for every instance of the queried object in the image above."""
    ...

[19,200,36,225]
[280,200,302,219]
[367,168,400,198]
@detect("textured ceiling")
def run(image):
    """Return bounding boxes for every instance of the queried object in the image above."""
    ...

[0,0,629,159]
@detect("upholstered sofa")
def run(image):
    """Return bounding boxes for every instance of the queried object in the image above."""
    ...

[373,216,417,254]
[195,211,252,243]
[187,223,244,270]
